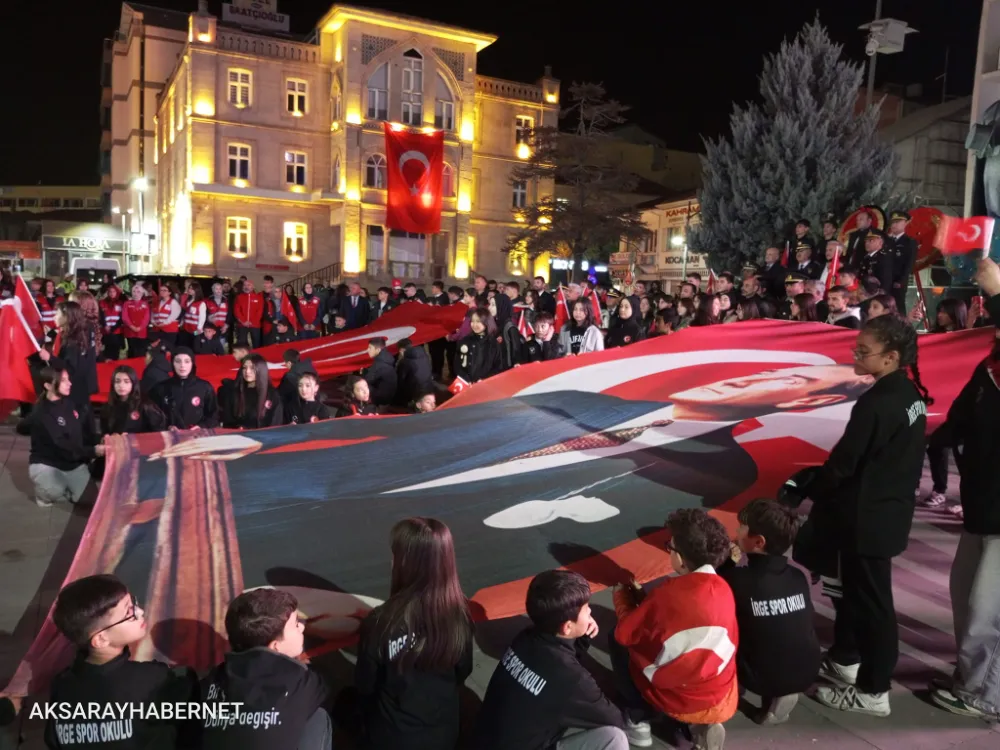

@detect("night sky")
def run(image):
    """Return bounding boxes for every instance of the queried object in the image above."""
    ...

[0,0,982,185]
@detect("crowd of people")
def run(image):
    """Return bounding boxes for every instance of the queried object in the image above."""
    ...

[4,211,1000,748]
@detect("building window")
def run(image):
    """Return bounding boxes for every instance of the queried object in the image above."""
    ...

[227,217,251,256]
[228,69,252,107]
[442,163,455,197]
[367,64,388,121]
[0,199,13,208]
[86,198,101,208]
[515,115,534,145]
[434,73,454,130]
[41,198,61,208]
[286,79,307,115]
[512,180,527,208]
[100,150,111,175]
[285,151,307,186]
[18,198,39,208]
[284,222,307,259]
[65,198,84,208]
[401,50,423,126]
[228,144,251,181]
[332,154,341,191]
[365,154,387,188]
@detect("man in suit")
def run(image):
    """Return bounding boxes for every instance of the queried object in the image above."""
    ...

[533,276,556,316]
[337,281,371,330]
[793,219,815,258]
[759,246,788,299]
[845,209,874,269]
[793,242,823,280]
[886,211,917,314]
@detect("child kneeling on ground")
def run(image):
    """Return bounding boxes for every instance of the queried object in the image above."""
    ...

[199,588,332,750]
[47,574,198,749]
[718,498,821,724]
[610,509,738,750]
[474,570,628,750]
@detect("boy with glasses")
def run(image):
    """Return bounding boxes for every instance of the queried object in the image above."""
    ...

[46,574,198,749]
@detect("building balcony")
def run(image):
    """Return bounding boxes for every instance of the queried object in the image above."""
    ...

[215,29,320,64]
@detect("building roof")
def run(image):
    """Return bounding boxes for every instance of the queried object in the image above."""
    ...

[634,190,699,210]
[316,4,497,51]
[878,96,972,143]
[123,2,191,32]
[611,124,668,148]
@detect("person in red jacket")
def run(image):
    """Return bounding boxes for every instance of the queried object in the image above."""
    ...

[36,279,65,337]
[234,279,264,348]
[205,282,230,339]
[610,509,738,750]
[98,285,125,361]
[122,284,151,357]
[260,275,299,345]
[180,286,207,349]
[297,282,322,340]
[151,284,182,348]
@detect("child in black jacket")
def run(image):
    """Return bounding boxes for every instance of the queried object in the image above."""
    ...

[193,323,225,355]
[718,499,820,724]
[474,570,627,750]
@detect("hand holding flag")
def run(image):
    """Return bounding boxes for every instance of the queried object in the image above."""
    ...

[448,376,470,395]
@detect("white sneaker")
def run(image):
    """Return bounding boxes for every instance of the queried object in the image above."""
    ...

[758,694,799,725]
[815,685,891,717]
[818,655,859,686]
[691,722,726,750]
[624,719,652,747]
[35,496,53,508]
[921,491,947,507]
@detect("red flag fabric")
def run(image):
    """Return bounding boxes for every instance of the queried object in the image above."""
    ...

[780,243,790,267]
[15,275,43,341]
[934,215,995,255]
[383,124,445,234]
[93,303,465,401]
[515,306,534,339]
[584,288,602,325]
[825,246,841,292]
[7,320,991,696]
[706,269,717,294]
[0,300,41,414]
[554,287,570,332]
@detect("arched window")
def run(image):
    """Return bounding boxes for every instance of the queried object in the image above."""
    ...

[434,73,454,131]
[367,64,388,121]
[442,163,455,197]
[365,154,387,188]
[401,49,423,126]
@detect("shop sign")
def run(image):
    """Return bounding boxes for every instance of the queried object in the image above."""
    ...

[41,235,127,253]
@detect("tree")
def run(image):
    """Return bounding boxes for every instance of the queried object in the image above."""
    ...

[505,83,649,281]
[689,19,897,271]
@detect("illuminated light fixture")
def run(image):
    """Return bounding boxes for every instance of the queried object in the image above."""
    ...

[514,215,526,223]
[197,32,212,42]
[193,100,215,116]
[545,93,558,104]
[538,216,551,225]
[292,110,303,118]
[345,188,360,202]
[289,185,306,194]
[343,239,361,273]
[422,126,436,135]
[127,208,134,215]
[338,177,347,194]
[233,179,248,188]
[457,192,471,213]
[345,111,362,125]
[516,143,531,160]
[671,235,685,247]
[288,253,305,263]
[191,165,210,184]
[111,206,121,215]
[192,243,212,265]
[335,43,342,62]
[454,256,469,279]
[132,177,149,192]
[459,119,474,142]
[390,122,405,132]
[420,191,433,208]
[331,121,340,131]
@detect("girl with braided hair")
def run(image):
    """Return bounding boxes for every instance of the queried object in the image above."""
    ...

[805,314,931,717]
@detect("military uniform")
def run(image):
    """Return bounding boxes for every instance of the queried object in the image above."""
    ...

[857,229,894,293]
[776,271,808,320]
[791,240,824,281]
[886,211,917,314]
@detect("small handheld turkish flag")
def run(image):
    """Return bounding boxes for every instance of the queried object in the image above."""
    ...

[515,305,534,338]
[934,215,995,255]
[448,376,470,395]
[14,275,43,341]
[384,124,445,234]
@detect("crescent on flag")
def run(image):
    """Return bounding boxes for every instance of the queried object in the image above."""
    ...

[398,150,431,195]
[957,224,982,243]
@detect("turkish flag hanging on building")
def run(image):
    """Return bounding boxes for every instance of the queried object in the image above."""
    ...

[384,124,444,234]
[934,215,995,255]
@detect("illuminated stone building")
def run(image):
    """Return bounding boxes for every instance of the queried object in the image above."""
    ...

[149,1,559,284]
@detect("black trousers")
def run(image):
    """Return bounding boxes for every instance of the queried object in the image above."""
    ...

[608,632,658,722]
[828,553,897,694]
[892,286,907,316]
[101,334,123,361]
[156,331,177,349]
[926,424,952,494]
[234,325,260,349]
[126,337,148,359]
[428,338,447,379]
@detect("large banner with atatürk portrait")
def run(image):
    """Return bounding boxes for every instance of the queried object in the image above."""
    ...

[8,321,992,694]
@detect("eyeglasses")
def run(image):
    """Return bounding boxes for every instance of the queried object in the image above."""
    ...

[851,347,888,361]
[90,594,140,639]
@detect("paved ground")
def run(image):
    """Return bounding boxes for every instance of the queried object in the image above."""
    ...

[0,422,997,749]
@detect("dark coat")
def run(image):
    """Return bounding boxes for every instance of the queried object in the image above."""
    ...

[364,348,398,406]
[397,346,434,405]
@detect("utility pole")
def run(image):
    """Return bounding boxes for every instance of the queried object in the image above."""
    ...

[865,0,883,109]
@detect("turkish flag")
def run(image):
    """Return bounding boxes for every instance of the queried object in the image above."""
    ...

[0,300,41,415]
[15,275,43,341]
[448,376,470,395]
[934,215,995,255]
[515,305,534,338]
[554,287,570,332]
[384,124,444,234]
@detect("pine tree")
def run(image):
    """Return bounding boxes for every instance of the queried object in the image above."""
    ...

[505,83,649,281]
[690,19,897,271]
